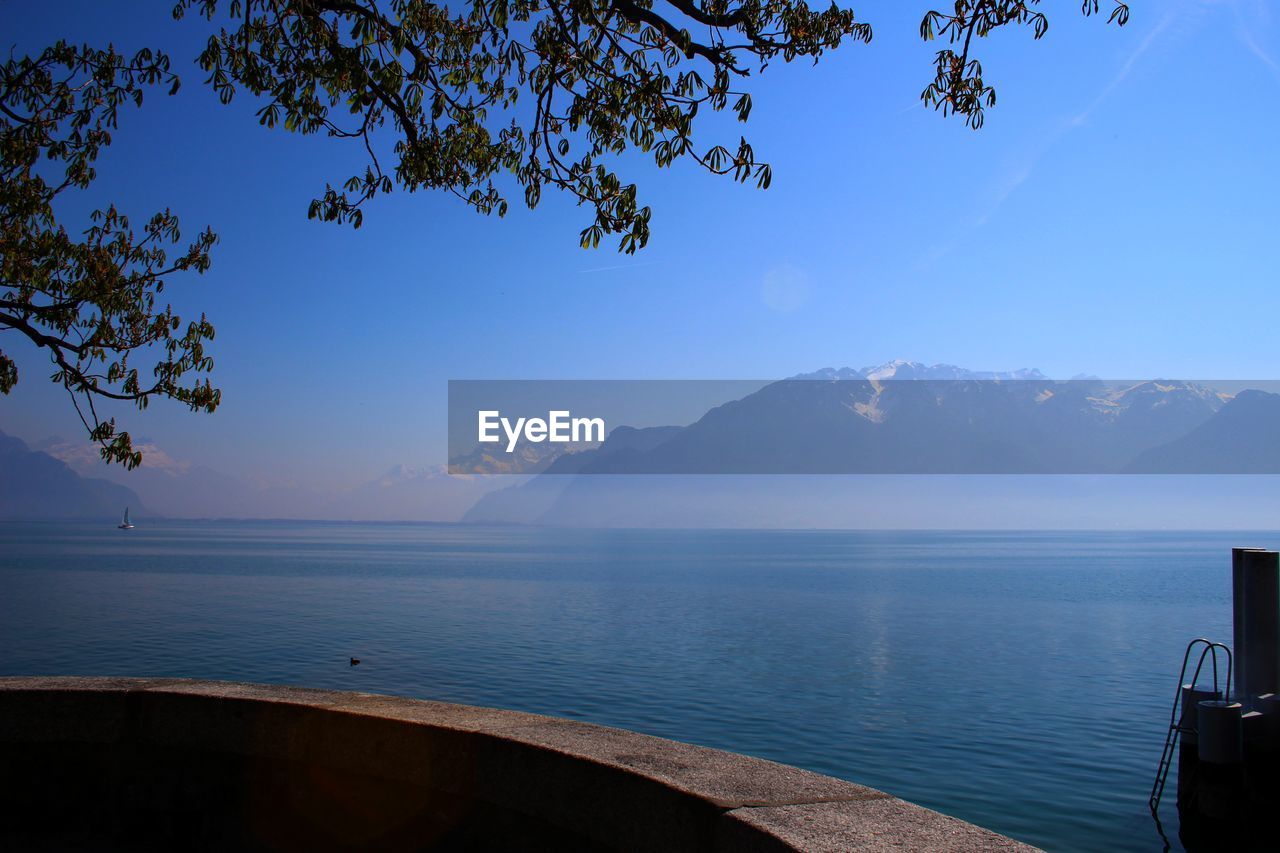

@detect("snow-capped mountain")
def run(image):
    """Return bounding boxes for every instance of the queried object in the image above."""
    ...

[462,370,1280,525]
[795,360,1049,381]
[459,366,1265,481]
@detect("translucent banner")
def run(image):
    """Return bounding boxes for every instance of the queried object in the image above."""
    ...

[447,378,1280,475]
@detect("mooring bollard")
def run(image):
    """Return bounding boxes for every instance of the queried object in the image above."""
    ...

[1193,700,1246,825]
[1179,685,1221,745]
[1197,700,1244,765]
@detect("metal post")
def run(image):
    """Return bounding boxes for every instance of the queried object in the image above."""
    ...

[1197,700,1244,764]
[1232,548,1280,707]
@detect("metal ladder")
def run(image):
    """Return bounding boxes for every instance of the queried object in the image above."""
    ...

[1149,638,1233,814]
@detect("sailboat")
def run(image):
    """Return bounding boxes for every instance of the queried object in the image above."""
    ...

[118,507,135,530]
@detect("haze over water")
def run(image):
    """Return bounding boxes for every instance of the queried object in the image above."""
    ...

[0,521,1253,851]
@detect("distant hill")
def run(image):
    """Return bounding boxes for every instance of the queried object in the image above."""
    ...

[556,377,1227,475]
[448,435,597,475]
[324,464,512,522]
[462,425,682,523]
[1126,390,1280,473]
[0,430,145,520]
[459,368,1280,525]
[36,432,513,522]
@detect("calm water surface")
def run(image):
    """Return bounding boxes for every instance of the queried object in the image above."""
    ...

[0,522,1260,851]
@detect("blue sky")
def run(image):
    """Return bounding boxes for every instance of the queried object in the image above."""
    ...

[4,0,1280,490]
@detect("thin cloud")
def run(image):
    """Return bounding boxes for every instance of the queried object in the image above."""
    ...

[1072,11,1176,126]
[919,4,1194,266]
[974,119,1070,227]
[1233,0,1280,87]
[988,9,1176,219]
[577,260,662,274]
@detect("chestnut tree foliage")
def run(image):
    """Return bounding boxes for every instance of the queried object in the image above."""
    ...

[2,1,1128,465]
[1,44,219,468]
[178,0,1126,250]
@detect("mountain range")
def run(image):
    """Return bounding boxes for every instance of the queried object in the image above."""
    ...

[461,362,1280,525]
[0,431,145,520]
[455,363,1262,476]
[8,362,1280,524]
[9,434,509,522]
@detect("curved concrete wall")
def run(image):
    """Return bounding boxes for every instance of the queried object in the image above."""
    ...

[0,677,1034,851]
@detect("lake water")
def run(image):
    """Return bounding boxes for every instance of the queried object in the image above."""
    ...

[0,521,1257,851]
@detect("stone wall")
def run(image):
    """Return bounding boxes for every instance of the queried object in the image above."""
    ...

[0,677,1035,851]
